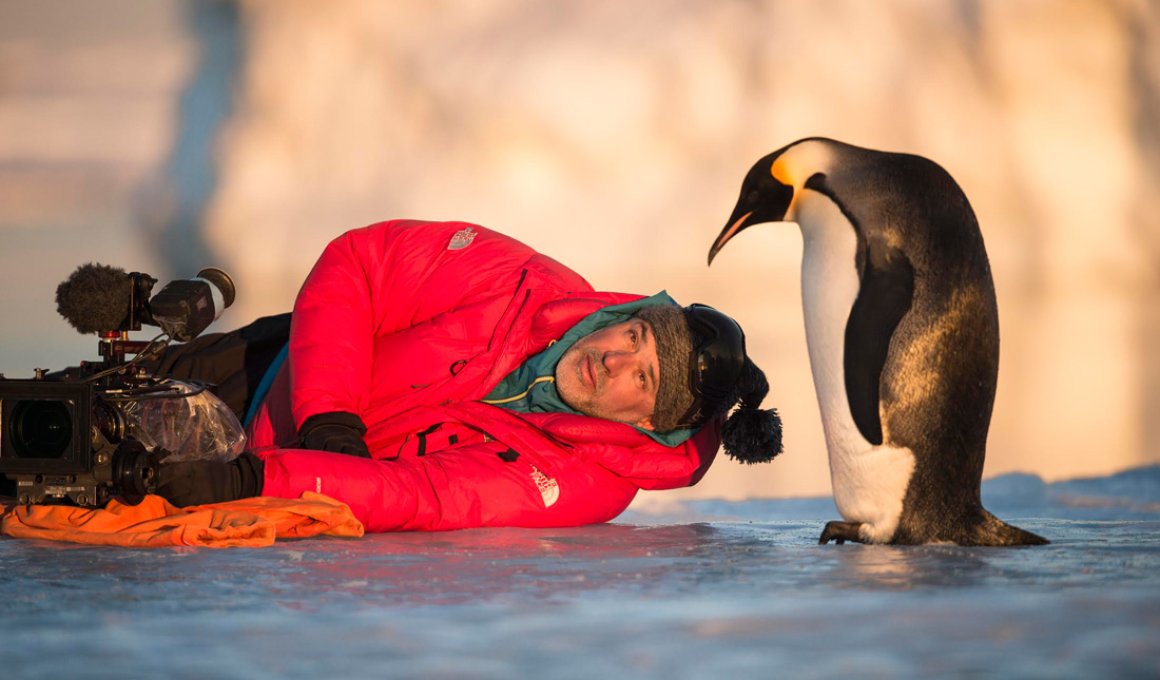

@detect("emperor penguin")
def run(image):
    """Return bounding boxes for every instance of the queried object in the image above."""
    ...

[709,137,1047,546]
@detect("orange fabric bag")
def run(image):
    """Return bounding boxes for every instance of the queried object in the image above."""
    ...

[0,492,364,548]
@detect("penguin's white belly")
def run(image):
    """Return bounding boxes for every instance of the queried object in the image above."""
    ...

[795,194,915,543]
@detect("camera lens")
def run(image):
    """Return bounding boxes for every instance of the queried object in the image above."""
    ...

[10,400,74,459]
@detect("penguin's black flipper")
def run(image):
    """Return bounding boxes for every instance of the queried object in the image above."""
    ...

[844,242,915,446]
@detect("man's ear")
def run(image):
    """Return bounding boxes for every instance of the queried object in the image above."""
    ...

[635,415,655,431]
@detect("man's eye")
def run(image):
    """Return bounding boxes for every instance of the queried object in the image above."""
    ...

[628,329,638,346]
[637,371,646,388]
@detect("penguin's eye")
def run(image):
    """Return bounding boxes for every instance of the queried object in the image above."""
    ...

[746,189,760,204]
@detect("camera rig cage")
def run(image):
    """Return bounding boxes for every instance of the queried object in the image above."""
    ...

[0,266,235,506]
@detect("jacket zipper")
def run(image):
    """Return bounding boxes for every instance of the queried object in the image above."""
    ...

[486,268,531,352]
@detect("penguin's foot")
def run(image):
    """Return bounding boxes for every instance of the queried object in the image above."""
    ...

[819,521,866,545]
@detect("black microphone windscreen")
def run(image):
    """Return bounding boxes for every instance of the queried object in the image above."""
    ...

[55,263,133,333]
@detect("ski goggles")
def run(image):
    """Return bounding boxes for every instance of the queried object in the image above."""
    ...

[675,303,747,428]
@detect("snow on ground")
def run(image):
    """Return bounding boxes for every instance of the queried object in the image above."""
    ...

[1,467,1157,679]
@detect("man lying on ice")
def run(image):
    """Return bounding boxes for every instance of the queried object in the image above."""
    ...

[152,220,783,532]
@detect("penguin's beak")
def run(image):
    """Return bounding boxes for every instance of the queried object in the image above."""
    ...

[707,209,754,265]
[708,167,795,266]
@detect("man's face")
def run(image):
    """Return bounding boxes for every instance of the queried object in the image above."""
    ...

[555,319,660,430]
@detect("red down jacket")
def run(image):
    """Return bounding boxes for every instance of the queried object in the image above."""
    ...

[245,220,721,532]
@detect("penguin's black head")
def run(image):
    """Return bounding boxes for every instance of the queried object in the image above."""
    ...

[708,153,795,265]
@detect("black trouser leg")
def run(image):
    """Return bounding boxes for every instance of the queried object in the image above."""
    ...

[143,312,291,420]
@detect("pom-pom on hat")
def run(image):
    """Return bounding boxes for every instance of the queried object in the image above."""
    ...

[633,304,783,464]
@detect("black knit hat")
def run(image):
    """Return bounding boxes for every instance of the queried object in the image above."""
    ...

[633,304,783,464]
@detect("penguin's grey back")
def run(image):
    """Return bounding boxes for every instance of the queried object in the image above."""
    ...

[838,148,1028,544]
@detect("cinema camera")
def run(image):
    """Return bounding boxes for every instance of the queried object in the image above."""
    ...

[0,264,236,507]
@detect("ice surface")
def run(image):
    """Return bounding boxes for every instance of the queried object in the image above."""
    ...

[2,468,1157,679]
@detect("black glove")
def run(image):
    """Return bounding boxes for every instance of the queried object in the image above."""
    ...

[298,411,371,458]
[156,451,265,507]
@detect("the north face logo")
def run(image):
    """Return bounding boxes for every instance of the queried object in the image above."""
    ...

[528,464,559,507]
[447,227,477,250]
